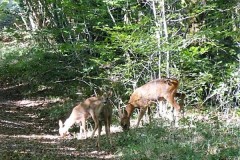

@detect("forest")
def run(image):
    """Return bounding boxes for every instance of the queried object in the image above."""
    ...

[0,0,239,159]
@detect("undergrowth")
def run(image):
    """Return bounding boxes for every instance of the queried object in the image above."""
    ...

[115,114,240,160]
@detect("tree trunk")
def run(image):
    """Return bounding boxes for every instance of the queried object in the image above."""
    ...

[152,0,162,78]
[160,0,169,77]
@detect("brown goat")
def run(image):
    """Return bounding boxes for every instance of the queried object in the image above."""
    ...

[97,101,112,147]
[59,92,112,147]
[120,78,185,130]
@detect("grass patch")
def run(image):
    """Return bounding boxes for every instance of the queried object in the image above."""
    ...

[114,115,240,160]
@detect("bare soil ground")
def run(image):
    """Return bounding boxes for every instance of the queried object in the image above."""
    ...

[0,95,119,159]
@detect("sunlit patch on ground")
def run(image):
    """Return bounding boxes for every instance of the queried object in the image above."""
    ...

[0,98,64,107]
[0,99,121,159]
[0,134,59,140]
[1,98,239,159]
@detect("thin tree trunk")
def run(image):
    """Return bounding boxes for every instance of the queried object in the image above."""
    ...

[107,6,116,25]
[161,0,169,77]
[152,0,171,118]
[152,0,162,78]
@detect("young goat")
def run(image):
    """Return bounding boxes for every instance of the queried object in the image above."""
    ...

[59,92,112,147]
[96,101,112,147]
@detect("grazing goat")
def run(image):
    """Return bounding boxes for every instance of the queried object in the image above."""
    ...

[120,78,185,130]
[59,92,112,147]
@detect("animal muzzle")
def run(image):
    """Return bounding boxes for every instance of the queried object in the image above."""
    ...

[121,122,130,131]
[59,130,70,137]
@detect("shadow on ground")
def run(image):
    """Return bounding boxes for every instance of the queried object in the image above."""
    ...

[0,87,118,159]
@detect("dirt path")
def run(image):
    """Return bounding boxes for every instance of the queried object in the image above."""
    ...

[0,99,118,159]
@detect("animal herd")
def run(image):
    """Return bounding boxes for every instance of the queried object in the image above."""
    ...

[58,78,185,147]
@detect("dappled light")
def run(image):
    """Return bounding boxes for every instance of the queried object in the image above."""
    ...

[0,0,239,159]
[0,99,123,159]
[0,95,240,159]
[0,133,117,159]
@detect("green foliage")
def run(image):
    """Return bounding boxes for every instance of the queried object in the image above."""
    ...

[0,1,239,160]
[38,101,76,120]
[0,0,239,134]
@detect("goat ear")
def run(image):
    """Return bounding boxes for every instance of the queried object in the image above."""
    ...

[59,120,63,128]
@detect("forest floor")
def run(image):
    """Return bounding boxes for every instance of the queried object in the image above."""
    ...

[0,87,122,160]
[1,86,240,160]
